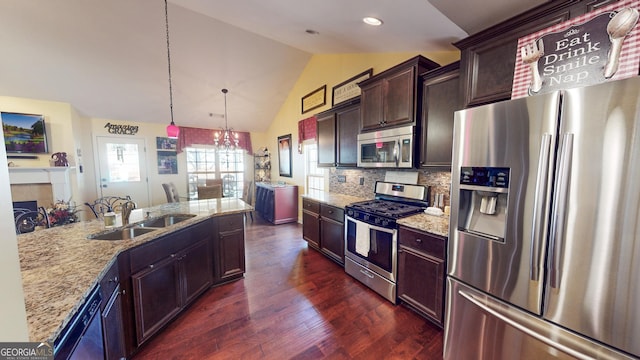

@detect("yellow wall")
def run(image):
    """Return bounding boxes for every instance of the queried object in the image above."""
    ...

[252,51,460,216]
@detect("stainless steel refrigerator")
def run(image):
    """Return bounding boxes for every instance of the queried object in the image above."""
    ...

[445,76,640,360]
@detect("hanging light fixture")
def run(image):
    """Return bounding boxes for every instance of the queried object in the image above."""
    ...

[213,88,239,151]
[163,0,179,139]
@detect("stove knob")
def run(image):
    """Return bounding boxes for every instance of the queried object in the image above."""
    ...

[382,219,389,227]
[374,217,381,224]
[364,214,369,221]
[347,209,353,217]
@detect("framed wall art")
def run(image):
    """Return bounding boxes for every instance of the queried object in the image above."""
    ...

[278,134,292,177]
[332,68,372,106]
[301,85,326,114]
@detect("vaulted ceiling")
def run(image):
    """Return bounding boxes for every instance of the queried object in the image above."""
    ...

[0,0,546,132]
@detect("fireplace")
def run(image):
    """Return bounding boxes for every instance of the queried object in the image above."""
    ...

[9,167,72,208]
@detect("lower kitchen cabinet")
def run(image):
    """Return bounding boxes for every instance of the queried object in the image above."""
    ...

[397,226,447,327]
[320,204,344,264]
[129,220,213,345]
[100,259,126,360]
[302,198,345,265]
[302,198,320,249]
[213,213,246,284]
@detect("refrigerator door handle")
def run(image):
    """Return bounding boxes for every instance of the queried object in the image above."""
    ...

[530,133,552,281]
[549,133,574,289]
[458,289,592,360]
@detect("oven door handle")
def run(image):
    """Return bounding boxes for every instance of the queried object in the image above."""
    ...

[346,216,396,235]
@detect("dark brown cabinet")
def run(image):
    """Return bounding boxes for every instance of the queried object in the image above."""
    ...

[319,204,345,264]
[397,226,447,327]
[255,183,298,224]
[359,56,439,131]
[213,213,246,284]
[316,110,336,167]
[419,61,461,168]
[100,259,126,360]
[302,198,321,249]
[316,99,360,167]
[302,198,345,265]
[129,220,213,345]
[454,0,616,108]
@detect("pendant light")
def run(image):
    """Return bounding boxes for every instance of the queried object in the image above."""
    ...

[164,0,179,139]
[213,88,239,151]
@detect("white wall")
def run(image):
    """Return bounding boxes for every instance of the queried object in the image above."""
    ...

[0,129,30,341]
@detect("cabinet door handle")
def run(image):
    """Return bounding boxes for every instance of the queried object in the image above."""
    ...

[415,238,423,243]
[149,264,154,269]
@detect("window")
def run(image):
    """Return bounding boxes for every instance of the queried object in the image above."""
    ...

[304,143,325,192]
[185,147,245,199]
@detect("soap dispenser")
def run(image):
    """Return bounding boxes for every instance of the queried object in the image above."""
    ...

[104,206,117,228]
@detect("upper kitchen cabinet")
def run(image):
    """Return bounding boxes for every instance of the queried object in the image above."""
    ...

[455,0,620,108]
[316,99,360,167]
[359,56,439,132]
[419,61,461,168]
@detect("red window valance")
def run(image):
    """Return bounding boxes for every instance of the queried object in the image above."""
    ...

[298,116,317,142]
[176,126,253,154]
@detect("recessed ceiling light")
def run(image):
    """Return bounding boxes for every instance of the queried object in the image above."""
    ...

[305,29,320,35]
[363,17,383,26]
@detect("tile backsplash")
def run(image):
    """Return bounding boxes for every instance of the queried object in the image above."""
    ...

[329,168,451,207]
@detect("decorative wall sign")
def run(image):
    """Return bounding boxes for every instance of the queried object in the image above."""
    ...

[512,0,640,98]
[104,122,139,135]
[332,68,372,106]
[278,134,292,177]
[301,85,326,114]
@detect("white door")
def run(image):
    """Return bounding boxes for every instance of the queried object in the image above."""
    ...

[96,136,149,207]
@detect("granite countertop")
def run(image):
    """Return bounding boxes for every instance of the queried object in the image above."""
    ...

[397,213,450,237]
[302,190,370,209]
[17,198,252,343]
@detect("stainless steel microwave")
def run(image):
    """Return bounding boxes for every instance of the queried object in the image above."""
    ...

[357,125,414,168]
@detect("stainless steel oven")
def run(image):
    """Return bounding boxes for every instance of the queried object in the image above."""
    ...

[344,181,429,303]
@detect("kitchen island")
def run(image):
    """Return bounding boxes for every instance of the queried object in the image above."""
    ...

[16,198,252,346]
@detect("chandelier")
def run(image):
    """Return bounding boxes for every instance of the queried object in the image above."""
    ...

[163,0,179,139]
[213,88,239,151]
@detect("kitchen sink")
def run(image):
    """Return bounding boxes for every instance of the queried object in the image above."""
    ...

[135,213,197,228]
[88,227,157,240]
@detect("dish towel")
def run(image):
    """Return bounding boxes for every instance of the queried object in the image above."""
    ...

[355,221,370,256]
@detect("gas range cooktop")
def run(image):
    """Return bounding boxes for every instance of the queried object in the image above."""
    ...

[346,199,425,219]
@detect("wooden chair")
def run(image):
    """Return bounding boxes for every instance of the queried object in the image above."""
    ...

[14,207,50,234]
[197,185,222,199]
[84,196,133,218]
[241,180,254,222]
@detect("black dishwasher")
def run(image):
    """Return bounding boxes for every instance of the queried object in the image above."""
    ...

[54,285,104,360]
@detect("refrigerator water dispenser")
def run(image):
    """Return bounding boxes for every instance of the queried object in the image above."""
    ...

[457,167,510,242]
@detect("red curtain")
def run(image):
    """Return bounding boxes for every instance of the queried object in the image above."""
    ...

[298,116,317,142]
[176,126,253,154]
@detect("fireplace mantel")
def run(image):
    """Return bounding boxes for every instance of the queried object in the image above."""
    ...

[9,167,74,201]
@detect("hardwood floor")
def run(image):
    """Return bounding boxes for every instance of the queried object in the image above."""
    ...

[133,217,444,360]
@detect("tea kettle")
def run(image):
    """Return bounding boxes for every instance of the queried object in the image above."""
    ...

[51,152,69,167]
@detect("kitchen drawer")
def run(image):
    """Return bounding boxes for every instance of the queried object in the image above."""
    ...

[129,221,209,273]
[100,258,120,299]
[399,226,446,260]
[302,198,320,214]
[320,204,344,223]
[217,213,244,233]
